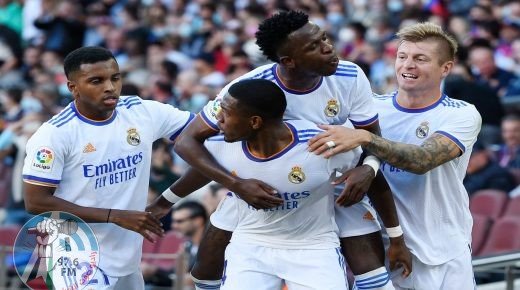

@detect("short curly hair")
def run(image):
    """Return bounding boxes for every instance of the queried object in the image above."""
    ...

[255,11,309,63]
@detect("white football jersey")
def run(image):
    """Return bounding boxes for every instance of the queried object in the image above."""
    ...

[375,92,481,265]
[22,96,194,276]
[205,120,362,249]
[201,61,377,129]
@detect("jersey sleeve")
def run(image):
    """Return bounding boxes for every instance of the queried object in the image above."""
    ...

[347,67,378,127]
[326,146,363,176]
[143,100,195,141]
[200,79,240,131]
[22,124,66,187]
[434,105,482,153]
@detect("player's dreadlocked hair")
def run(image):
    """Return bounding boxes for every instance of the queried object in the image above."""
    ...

[255,10,309,63]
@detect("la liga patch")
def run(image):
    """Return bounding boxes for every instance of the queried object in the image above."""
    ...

[31,147,55,172]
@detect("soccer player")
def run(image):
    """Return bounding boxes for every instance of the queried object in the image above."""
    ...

[173,10,409,290]
[22,46,194,289]
[308,22,481,289]
[190,78,357,289]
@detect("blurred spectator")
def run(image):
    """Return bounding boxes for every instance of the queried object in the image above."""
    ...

[510,37,520,76]
[164,34,193,71]
[444,63,504,146]
[464,141,516,196]
[175,69,208,113]
[468,42,520,97]
[22,0,43,44]
[194,52,226,92]
[0,0,22,36]
[142,200,208,289]
[171,201,208,278]
[201,183,228,215]
[149,139,180,195]
[494,114,520,169]
[34,0,85,57]
[338,21,367,62]
[21,45,42,84]
[225,49,253,83]
[0,24,23,86]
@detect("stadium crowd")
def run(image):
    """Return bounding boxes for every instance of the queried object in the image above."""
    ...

[1,0,520,289]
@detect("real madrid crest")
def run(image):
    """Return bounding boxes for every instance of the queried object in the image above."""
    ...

[210,99,222,117]
[288,166,306,184]
[324,99,340,117]
[127,128,141,146]
[416,121,429,139]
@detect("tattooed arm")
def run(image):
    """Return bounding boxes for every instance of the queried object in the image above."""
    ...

[308,125,461,174]
[363,132,461,174]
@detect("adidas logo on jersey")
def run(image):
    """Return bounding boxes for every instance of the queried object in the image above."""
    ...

[363,211,375,221]
[83,143,96,153]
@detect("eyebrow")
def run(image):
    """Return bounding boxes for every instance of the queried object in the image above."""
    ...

[302,31,325,49]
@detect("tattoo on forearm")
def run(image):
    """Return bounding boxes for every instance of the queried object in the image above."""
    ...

[364,133,460,174]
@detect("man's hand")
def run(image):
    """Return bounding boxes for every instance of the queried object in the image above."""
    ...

[308,124,369,158]
[387,235,412,278]
[146,195,173,219]
[334,165,375,207]
[109,210,165,242]
[230,178,283,210]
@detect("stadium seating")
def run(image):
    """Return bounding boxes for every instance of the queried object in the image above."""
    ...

[469,189,508,220]
[471,214,492,256]
[0,225,20,248]
[151,231,185,270]
[477,216,520,256]
[142,233,161,264]
[503,195,520,218]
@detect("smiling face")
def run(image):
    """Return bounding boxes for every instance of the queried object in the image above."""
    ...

[395,39,453,98]
[67,59,122,120]
[281,22,339,76]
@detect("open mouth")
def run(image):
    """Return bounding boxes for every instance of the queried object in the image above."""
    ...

[402,73,418,79]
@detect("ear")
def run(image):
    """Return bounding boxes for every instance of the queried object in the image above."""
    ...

[67,81,78,99]
[441,61,454,79]
[279,56,295,68]
[250,116,263,130]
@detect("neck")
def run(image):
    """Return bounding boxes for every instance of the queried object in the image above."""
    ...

[74,100,113,121]
[396,89,442,109]
[277,65,321,91]
[247,121,293,159]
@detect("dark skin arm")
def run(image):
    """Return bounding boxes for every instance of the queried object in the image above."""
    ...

[337,120,382,204]
[146,166,213,218]
[365,171,412,277]
[174,115,283,209]
[24,183,164,242]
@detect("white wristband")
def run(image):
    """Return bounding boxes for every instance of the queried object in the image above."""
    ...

[362,155,380,176]
[386,225,404,238]
[162,188,182,204]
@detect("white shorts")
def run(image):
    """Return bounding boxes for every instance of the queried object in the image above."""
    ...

[221,242,348,290]
[389,246,475,290]
[210,192,239,232]
[210,193,381,238]
[334,195,381,237]
[84,268,145,290]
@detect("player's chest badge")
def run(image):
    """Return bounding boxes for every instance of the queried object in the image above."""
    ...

[324,99,340,117]
[288,166,306,184]
[127,128,141,146]
[416,121,429,139]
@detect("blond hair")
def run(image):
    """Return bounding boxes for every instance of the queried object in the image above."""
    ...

[396,22,458,64]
